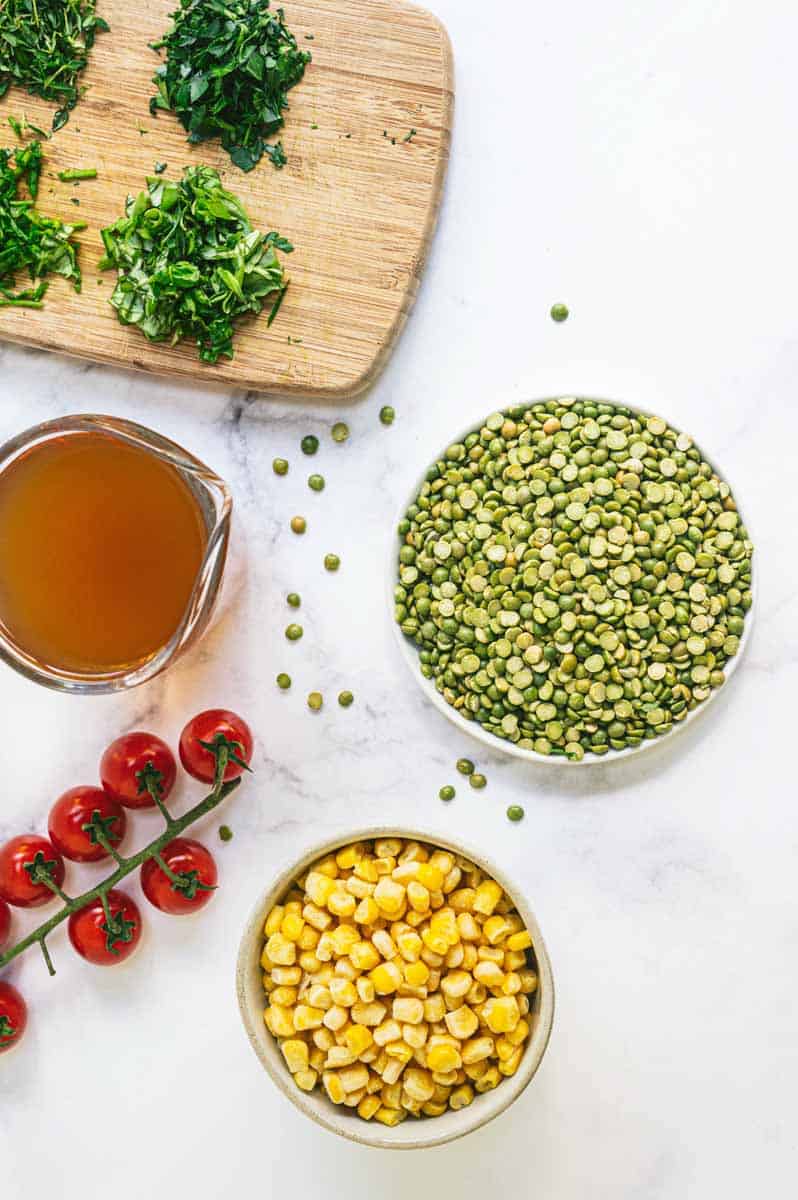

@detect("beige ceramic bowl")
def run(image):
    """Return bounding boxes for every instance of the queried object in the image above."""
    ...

[237,826,555,1150]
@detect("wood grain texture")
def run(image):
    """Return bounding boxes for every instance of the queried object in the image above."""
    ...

[0,0,453,398]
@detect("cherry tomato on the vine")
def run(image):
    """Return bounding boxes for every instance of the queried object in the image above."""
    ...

[68,889,142,966]
[179,710,253,784]
[48,786,127,864]
[0,982,27,1053]
[0,898,10,950]
[141,838,218,915]
[100,731,177,810]
[0,835,66,908]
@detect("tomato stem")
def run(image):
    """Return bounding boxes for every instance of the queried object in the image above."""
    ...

[0,754,242,976]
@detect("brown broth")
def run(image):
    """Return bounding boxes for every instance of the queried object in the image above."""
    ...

[0,431,207,674]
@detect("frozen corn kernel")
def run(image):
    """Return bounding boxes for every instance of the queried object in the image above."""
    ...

[270,965,301,986]
[313,1027,335,1051]
[265,932,296,966]
[351,1000,387,1026]
[336,843,364,870]
[507,929,533,952]
[462,1036,495,1065]
[328,889,357,918]
[264,905,285,936]
[354,896,379,925]
[403,1067,435,1102]
[444,1005,479,1040]
[403,1022,428,1049]
[330,925,359,956]
[482,915,512,945]
[507,1018,530,1047]
[426,1042,462,1073]
[356,976,376,1003]
[449,1084,475,1111]
[294,1004,325,1031]
[325,1045,356,1069]
[370,960,403,995]
[323,1071,345,1104]
[374,1019,402,1047]
[339,1064,369,1093]
[322,1005,349,1032]
[281,911,305,942]
[502,971,522,996]
[424,994,446,1024]
[483,995,521,1034]
[475,1066,501,1093]
[302,903,332,932]
[393,997,424,1025]
[473,880,503,916]
[499,1047,524,1077]
[358,1095,381,1121]
[374,877,406,916]
[281,1039,309,1074]
[520,970,539,994]
[305,872,336,907]
[270,986,298,1007]
[294,1069,318,1092]
[374,1106,404,1127]
[381,1058,405,1086]
[264,1004,295,1038]
[307,984,332,1011]
[344,1024,374,1057]
[380,1081,402,1109]
[404,960,430,988]
[440,970,471,1000]
[328,978,357,1007]
[473,960,505,989]
[407,881,431,913]
[416,863,444,891]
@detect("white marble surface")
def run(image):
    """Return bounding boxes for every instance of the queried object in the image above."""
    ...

[2,0,798,1194]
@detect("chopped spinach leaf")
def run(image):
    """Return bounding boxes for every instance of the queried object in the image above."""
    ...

[0,1,108,131]
[150,0,311,172]
[99,164,290,362]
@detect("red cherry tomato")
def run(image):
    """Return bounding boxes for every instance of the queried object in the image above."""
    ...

[48,786,127,864]
[68,888,142,966]
[0,899,10,950]
[141,838,218,915]
[0,835,66,908]
[100,731,177,810]
[0,982,27,1053]
[179,709,253,784]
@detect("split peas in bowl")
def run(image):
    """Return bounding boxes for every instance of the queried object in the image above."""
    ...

[260,836,539,1126]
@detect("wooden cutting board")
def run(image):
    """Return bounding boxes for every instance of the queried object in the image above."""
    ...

[0,0,453,398]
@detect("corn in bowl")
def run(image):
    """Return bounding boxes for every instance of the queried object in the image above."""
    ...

[260,837,539,1126]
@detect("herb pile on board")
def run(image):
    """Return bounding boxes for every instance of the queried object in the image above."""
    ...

[150,0,311,172]
[99,164,293,362]
[0,0,109,132]
[0,141,84,307]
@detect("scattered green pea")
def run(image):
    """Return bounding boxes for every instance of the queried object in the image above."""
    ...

[324,554,341,572]
[219,825,234,841]
[456,758,475,776]
[469,774,487,790]
[439,785,456,802]
[301,435,319,455]
[395,399,754,759]
[308,474,325,492]
[550,303,569,322]
[338,690,354,707]
[287,593,301,608]
[308,691,323,711]
[331,422,350,443]
[276,673,292,689]
[290,516,307,534]
[285,624,303,641]
[379,405,395,426]
[273,457,289,475]
[507,805,525,823]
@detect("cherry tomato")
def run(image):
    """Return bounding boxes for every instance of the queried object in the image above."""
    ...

[179,709,253,784]
[0,982,27,1053]
[68,888,142,966]
[100,731,177,810]
[141,838,218,915]
[0,899,10,950]
[0,835,66,908]
[48,786,128,864]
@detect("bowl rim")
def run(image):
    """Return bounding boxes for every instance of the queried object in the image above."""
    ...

[236,825,556,1150]
[388,393,757,766]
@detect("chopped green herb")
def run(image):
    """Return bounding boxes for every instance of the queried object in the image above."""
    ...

[310,123,318,130]
[58,168,97,182]
[403,128,417,143]
[99,165,290,362]
[7,114,48,141]
[150,0,311,172]
[0,141,84,308]
[154,161,168,174]
[70,197,80,205]
[0,0,109,131]
[218,824,234,841]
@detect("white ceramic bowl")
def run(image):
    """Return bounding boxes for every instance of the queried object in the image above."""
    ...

[237,826,555,1150]
[389,396,757,766]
